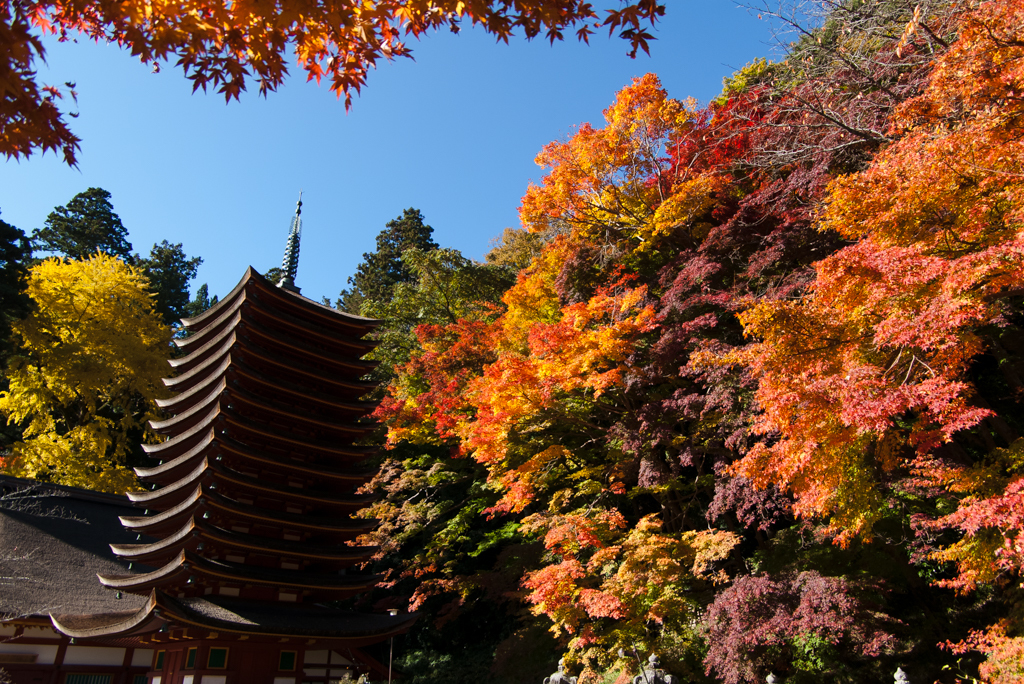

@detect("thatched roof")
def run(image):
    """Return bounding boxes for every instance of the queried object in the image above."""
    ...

[0,474,147,620]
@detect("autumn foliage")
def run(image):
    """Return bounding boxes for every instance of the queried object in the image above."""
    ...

[0,253,170,492]
[1,0,664,165]
[4,0,1019,680]
[356,2,1024,682]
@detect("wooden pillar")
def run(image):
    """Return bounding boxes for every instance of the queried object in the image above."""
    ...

[47,638,68,684]
[117,646,135,684]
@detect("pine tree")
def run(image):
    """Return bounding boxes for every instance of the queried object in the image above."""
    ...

[32,188,133,260]
[0,212,31,360]
[184,283,219,319]
[136,240,203,325]
[337,208,438,313]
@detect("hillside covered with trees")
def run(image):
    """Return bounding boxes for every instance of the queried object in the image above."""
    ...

[342,1,1024,682]
[1,0,1022,682]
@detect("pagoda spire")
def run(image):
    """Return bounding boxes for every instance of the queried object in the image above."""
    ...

[278,191,302,293]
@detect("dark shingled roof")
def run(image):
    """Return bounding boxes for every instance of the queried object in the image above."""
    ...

[162,594,417,639]
[0,474,147,619]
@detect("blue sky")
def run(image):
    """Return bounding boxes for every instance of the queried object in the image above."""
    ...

[0,2,783,305]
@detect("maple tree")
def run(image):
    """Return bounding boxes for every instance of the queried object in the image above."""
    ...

[2,0,665,166]
[366,3,1023,672]
[723,0,1024,677]
[0,253,170,492]
[704,571,898,684]
[373,72,821,681]
[734,0,1024,553]
[0,0,982,679]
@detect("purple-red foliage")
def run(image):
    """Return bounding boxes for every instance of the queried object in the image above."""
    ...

[707,468,793,531]
[703,571,898,684]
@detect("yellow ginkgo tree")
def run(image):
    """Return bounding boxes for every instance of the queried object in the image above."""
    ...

[0,253,170,493]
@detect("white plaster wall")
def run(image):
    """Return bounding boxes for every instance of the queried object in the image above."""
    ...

[64,645,126,665]
[0,643,58,664]
[132,649,154,667]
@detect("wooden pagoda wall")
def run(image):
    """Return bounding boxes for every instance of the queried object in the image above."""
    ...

[2,621,382,684]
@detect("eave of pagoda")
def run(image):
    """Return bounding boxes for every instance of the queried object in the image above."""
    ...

[141,406,221,460]
[120,487,205,536]
[168,305,378,379]
[214,434,376,482]
[109,517,199,564]
[97,550,380,599]
[229,361,378,418]
[238,318,378,375]
[153,593,417,645]
[177,268,380,345]
[219,413,374,460]
[167,307,243,373]
[53,590,417,646]
[221,383,376,440]
[156,360,377,421]
[244,269,380,337]
[135,431,375,487]
[201,491,377,535]
[242,298,376,357]
[136,430,216,484]
[128,457,210,509]
[110,518,376,566]
[120,488,376,538]
[154,358,230,413]
[143,406,374,462]
[206,463,376,510]
[155,357,377,419]
[162,345,233,396]
[230,344,377,397]
[175,269,252,337]
[164,344,375,401]
[149,378,374,440]
[128,457,377,513]
[148,377,226,434]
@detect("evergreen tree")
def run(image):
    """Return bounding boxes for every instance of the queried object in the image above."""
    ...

[183,283,218,319]
[337,208,438,313]
[0,212,32,360]
[32,190,203,328]
[0,212,33,452]
[263,267,284,286]
[33,188,133,260]
[136,240,203,325]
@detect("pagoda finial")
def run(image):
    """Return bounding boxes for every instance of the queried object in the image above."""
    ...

[278,191,303,293]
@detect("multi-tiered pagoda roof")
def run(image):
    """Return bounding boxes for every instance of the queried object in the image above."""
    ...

[51,266,415,648]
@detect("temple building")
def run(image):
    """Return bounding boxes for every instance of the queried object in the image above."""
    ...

[0,197,415,684]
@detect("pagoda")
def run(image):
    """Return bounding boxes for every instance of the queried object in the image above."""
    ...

[47,196,415,684]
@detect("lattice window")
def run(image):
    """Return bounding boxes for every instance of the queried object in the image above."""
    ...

[64,675,113,684]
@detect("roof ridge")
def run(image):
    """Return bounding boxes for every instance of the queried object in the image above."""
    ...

[0,473,133,505]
